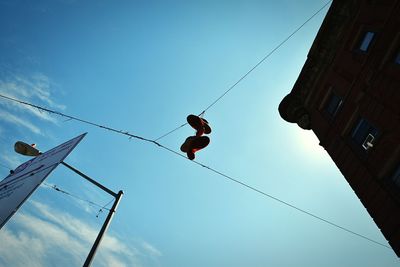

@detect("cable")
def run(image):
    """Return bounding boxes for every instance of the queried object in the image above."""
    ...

[96,198,114,218]
[42,182,111,212]
[0,94,391,250]
[0,94,155,144]
[191,160,391,249]
[202,0,332,113]
[154,122,188,141]
[154,0,333,141]
[0,160,114,216]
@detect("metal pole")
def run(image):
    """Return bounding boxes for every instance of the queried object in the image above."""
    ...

[83,190,124,267]
[59,161,123,267]
[61,162,117,197]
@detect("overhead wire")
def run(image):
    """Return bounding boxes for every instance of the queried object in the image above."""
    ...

[0,94,391,251]
[42,182,112,213]
[154,0,333,141]
[96,198,114,218]
[0,94,155,144]
[191,160,391,250]
[154,121,188,141]
[0,160,112,217]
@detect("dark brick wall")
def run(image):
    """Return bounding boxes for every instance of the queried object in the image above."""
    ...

[286,0,400,257]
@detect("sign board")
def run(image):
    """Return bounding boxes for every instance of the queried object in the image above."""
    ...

[0,133,87,229]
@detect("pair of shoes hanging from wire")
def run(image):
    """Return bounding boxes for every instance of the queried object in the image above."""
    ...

[180,114,211,160]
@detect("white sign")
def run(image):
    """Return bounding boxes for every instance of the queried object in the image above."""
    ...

[0,133,87,229]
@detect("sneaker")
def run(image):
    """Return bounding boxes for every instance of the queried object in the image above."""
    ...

[187,114,212,136]
[187,151,195,160]
[180,136,210,160]
[180,136,196,152]
[190,136,210,152]
[202,118,211,134]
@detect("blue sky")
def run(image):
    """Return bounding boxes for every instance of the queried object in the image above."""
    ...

[0,0,398,266]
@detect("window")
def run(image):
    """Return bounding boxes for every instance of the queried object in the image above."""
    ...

[351,118,378,151]
[358,31,375,52]
[391,165,400,188]
[395,50,400,64]
[325,93,343,117]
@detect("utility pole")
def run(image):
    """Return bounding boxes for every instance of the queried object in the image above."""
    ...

[60,162,123,267]
[83,190,123,267]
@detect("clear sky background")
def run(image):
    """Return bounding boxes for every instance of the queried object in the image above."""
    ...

[0,0,398,266]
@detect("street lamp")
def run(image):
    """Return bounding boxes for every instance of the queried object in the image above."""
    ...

[14,141,123,267]
[14,141,41,156]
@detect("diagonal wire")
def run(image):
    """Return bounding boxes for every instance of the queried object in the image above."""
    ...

[0,94,392,251]
[154,0,333,141]
[42,182,111,212]
[201,0,332,114]
[96,198,115,218]
[154,122,188,141]
[190,160,391,250]
[1,159,114,216]
[0,94,155,143]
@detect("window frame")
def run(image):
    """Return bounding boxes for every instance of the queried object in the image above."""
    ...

[324,92,343,118]
[351,117,379,151]
[358,31,376,52]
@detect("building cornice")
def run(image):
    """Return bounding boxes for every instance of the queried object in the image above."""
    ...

[279,0,359,129]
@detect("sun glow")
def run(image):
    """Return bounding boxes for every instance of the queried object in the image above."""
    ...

[297,130,328,161]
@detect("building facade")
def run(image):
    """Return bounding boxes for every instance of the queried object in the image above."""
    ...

[279,0,400,257]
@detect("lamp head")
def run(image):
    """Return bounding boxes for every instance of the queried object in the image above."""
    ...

[14,141,41,156]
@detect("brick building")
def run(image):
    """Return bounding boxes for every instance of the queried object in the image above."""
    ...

[278,0,400,257]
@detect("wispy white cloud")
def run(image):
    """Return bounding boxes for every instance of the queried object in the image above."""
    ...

[0,72,64,128]
[0,200,161,267]
[15,212,86,264]
[142,241,162,257]
[0,88,57,123]
[0,153,22,169]
[30,201,139,259]
[0,228,46,267]
[11,73,65,110]
[0,110,41,134]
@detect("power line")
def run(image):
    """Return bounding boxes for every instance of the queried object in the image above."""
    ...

[191,160,391,250]
[0,94,155,144]
[154,0,333,141]
[154,121,188,141]
[0,94,391,251]
[42,182,112,212]
[0,94,158,145]
[96,198,114,218]
[201,0,332,114]
[0,160,113,216]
